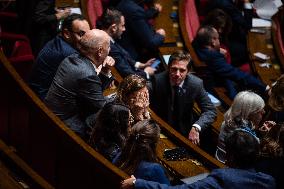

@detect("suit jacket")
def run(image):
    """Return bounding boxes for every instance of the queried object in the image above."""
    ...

[149,72,216,136]
[135,168,276,189]
[134,161,170,185]
[109,41,147,78]
[45,53,112,137]
[116,0,164,60]
[193,46,266,99]
[29,35,77,100]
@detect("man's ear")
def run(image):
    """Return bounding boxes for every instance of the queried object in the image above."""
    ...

[62,28,71,40]
[110,23,117,33]
[97,46,103,57]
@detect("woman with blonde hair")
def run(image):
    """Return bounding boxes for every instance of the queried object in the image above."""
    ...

[216,91,265,163]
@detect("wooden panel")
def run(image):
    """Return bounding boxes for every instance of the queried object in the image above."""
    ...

[247,28,282,85]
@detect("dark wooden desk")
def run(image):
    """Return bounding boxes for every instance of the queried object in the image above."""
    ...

[247,27,282,85]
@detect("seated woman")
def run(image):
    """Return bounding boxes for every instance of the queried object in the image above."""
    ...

[216,91,265,163]
[116,74,150,123]
[256,123,284,189]
[114,119,170,185]
[88,102,133,161]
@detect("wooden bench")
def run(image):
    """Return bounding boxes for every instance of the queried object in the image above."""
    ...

[0,138,54,189]
[0,52,128,188]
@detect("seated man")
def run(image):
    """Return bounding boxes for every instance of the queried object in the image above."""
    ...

[29,13,90,99]
[148,50,217,145]
[121,130,276,189]
[99,8,156,79]
[116,0,165,60]
[45,29,115,138]
[193,25,266,99]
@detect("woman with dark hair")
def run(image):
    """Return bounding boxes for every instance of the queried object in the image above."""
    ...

[256,123,284,189]
[88,102,133,161]
[114,119,170,185]
[116,74,150,123]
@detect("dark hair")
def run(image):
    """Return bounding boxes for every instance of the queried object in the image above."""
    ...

[225,130,259,169]
[89,102,130,155]
[115,119,160,174]
[269,75,284,111]
[116,74,147,105]
[62,13,86,33]
[202,9,232,43]
[168,50,192,71]
[99,8,123,30]
[194,25,216,47]
[260,123,284,158]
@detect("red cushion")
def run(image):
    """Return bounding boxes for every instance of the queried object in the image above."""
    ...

[87,0,103,29]
[184,0,200,41]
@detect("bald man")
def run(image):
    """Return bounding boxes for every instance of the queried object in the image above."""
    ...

[45,29,115,138]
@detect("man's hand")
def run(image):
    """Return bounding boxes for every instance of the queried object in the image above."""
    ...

[144,66,156,75]
[139,58,155,69]
[100,56,115,75]
[103,56,115,67]
[188,127,200,145]
[154,3,162,12]
[55,8,71,20]
[121,175,136,189]
[156,29,166,37]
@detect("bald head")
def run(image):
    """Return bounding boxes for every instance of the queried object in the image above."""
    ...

[195,26,220,49]
[79,29,110,66]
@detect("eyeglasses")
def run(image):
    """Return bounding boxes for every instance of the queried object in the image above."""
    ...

[70,30,86,37]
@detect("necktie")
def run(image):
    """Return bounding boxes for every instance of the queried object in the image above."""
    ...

[173,86,181,129]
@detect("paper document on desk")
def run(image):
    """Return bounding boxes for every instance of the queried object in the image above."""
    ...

[253,0,278,19]
[70,8,82,14]
[252,18,272,27]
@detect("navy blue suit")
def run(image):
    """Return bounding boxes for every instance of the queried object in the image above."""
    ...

[134,161,170,185]
[116,0,164,60]
[29,36,77,100]
[193,46,266,99]
[135,168,275,189]
[109,41,147,78]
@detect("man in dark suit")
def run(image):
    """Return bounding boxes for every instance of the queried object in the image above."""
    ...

[116,0,165,60]
[99,8,156,79]
[193,25,267,99]
[121,130,276,189]
[29,14,90,100]
[149,50,217,145]
[45,29,115,138]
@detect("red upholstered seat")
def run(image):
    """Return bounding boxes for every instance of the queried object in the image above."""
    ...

[184,0,200,41]
[86,0,103,28]
[0,32,34,80]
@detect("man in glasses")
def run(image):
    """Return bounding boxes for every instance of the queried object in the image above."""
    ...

[29,13,90,100]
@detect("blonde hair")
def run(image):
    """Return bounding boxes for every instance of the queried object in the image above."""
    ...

[224,91,265,123]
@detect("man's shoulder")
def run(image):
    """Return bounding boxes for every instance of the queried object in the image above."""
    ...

[187,74,203,84]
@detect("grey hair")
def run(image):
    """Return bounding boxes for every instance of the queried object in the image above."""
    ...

[224,91,265,122]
